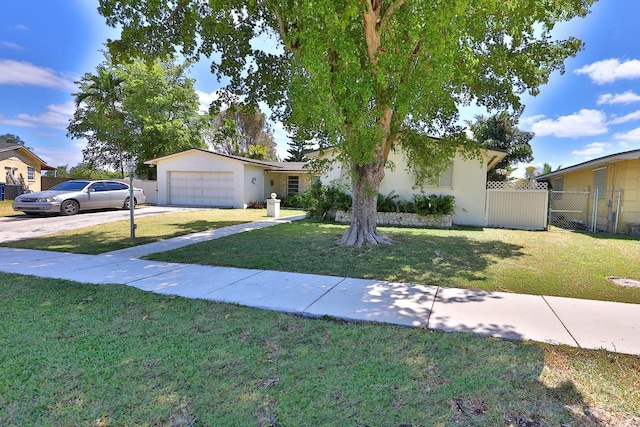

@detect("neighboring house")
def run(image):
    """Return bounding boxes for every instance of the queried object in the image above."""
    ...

[1,143,53,196]
[536,148,640,234]
[308,146,507,227]
[144,149,310,208]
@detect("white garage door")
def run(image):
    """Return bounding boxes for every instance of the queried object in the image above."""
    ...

[169,171,234,207]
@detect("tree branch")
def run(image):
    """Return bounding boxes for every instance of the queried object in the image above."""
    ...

[380,0,406,28]
[162,0,188,27]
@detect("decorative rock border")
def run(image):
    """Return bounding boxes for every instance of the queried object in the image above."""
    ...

[334,210,452,228]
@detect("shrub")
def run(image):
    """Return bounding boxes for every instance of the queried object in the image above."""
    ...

[413,194,455,216]
[302,180,352,220]
[377,191,400,213]
[298,181,453,220]
[246,200,265,209]
[281,193,305,208]
[397,200,416,214]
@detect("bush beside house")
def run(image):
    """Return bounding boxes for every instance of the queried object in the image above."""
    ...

[295,181,454,228]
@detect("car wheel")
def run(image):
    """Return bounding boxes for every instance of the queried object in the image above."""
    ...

[123,197,137,210]
[60,200,79,216]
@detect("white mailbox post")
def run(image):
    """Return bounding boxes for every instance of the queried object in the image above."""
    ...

[266,192,280,217]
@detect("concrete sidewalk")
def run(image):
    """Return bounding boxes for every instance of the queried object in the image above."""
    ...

[1,216,638,356]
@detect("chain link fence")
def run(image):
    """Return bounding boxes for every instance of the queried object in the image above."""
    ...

[549,189,622,233]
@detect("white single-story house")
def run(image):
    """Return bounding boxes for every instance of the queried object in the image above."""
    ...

[145,146,506,226]
[144,149,310,208]
[309,147,507,227]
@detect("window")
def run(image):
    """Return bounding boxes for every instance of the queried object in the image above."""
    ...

[593,168,606,198]
[106,181,128,191]
[438,163,453,187]
[553,177,563,191]
[27,166,35,181]
[428,162,453,187]
[287,175,299,194]
[89,182,108,192]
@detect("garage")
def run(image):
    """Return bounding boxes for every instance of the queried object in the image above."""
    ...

[146,149,309,208]
[168,171,234,207]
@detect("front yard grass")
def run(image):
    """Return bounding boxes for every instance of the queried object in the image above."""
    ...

[146,221,640,304]
[1,273,638,426]
[0,200,19,217]
[2,208,304,254]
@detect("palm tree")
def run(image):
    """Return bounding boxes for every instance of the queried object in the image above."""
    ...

[70,66,129,177]
[467,112,534,182]
[540,162,562,175]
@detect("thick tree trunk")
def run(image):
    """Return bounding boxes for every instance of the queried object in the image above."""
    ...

[336,1,398,247]
[337,154,393,247]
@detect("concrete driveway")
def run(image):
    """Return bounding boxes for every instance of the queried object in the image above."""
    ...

[0,205,199,243]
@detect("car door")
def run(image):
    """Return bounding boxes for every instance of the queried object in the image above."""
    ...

[85,181,111,210]
[106,181,129,207]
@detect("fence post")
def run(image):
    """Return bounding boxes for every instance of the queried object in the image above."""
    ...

[591,189,598,233]
[614,189,622,234]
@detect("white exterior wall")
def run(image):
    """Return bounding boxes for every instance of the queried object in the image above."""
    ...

[154,151,246,208]
[243,164,267,205]
[319,150,491,226]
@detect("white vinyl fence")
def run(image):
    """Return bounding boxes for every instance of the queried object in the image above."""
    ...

[485,181,549,230]
[115,179,158,205]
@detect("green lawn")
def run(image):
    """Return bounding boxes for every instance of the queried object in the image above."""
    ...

[0,199,19,217]
[1,273,638,426]
[2,208,304,254]
[145,221,640,304]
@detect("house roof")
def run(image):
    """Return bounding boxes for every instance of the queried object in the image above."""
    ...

[536,148,640,181]
[144,148,309,172]
[0,143,54,170]
[306,144,508,171]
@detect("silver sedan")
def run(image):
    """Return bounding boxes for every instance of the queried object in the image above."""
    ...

[12,180,146,216]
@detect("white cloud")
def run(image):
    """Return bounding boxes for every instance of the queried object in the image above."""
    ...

[597,91,640,105]
[1,41,22,50]
[572,142,610,157]
[0,59,76,90]
[608,110,640,125]
[614,127,640,141]
[34,144,84,168]
[13,24,29,31]
[575,59,640,84]
[530,109,608,138]
[0,101,74,130]
[196,89,241,114]
[520,114,547,128]
[196,90,217,114]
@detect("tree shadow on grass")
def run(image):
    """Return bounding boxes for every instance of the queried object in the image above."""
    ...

[351,233,527,288]
[1,220,247,254]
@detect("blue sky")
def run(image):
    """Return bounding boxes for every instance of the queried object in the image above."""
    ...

[1,1,640,176]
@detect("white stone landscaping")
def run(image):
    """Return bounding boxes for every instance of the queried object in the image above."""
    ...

[334,210,453,228]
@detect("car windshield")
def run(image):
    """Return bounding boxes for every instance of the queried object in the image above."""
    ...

[49,181,90,191]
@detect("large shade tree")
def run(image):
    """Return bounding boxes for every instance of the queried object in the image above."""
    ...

[203,102,277,160]
[99,0,596,246]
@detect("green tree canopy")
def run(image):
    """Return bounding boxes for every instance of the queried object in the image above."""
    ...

[285,133,313,163]
[203,102,277,161]
[0,134,27,146]
[467,112,535,182]
[68,56,204,178]
[99,0,596,245]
